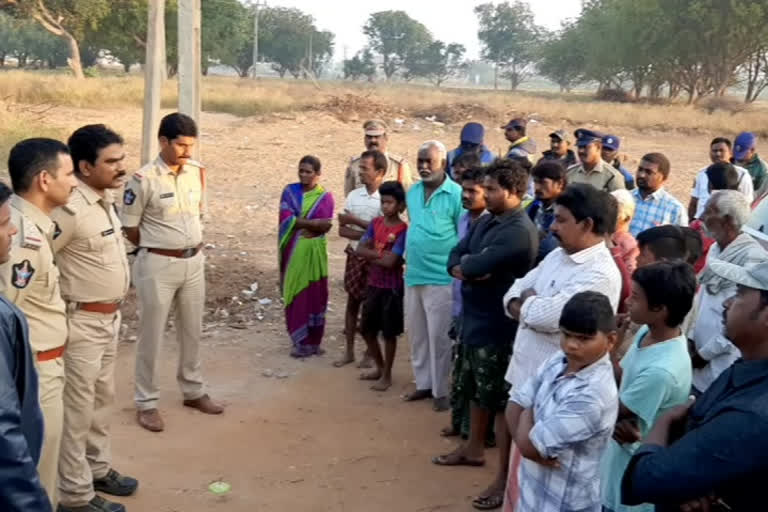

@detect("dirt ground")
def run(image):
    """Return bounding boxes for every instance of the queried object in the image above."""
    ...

[41,101,715,511]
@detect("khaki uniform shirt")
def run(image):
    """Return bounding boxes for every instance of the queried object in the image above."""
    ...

[51,180,130,303]
[0,195,67,352]
[344,152,415,197]
[567,159,626,192]
[120,156,207,249]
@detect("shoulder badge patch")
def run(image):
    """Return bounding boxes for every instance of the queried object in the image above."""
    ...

[53,221,62,240]
[12,259,35,289]
[124,189,136,206]
[21,235,42,251]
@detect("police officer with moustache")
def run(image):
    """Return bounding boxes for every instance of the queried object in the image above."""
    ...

[0,138,78,508]
[0,180,52,512]
[344,120,416,197]
[52,125,138,512]
[121,113,223,433]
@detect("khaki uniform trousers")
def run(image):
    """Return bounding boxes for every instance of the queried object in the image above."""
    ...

[36,357,65,508]
[58,309,120,507]
[133,250,205,410]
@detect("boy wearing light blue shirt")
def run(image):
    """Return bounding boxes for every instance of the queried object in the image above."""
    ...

[600,261,697,512]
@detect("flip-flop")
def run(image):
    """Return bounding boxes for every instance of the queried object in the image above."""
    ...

[472,494,503,510]
[431,454,485,467]
[402,389,432,402]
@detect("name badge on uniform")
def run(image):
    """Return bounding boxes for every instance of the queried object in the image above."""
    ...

[12,259,35,289]
[101,228,115,237]
[124,189,136,206]
[160,192,175,199]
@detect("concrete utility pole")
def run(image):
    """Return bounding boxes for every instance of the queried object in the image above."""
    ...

[178,0,202,160]
[141,0,165,165]
[251,1,266,78]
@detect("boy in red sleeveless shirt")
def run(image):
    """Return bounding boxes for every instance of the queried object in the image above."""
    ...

[356,181,408,391]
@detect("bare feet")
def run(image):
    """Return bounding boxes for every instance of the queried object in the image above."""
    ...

[356,354,374,369]
[333,354,355,368]
[370,376,392,391]
[360,369,382,381]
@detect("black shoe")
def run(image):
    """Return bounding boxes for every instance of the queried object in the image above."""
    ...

[93,469,139,497]
[57,495,126,512]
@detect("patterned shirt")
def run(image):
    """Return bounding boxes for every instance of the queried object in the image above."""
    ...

[510,351,619,512]
[629,187,688,237]
[360,217,407,290]
[502,242,621,389]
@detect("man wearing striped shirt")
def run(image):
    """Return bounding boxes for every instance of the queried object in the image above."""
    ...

[494,184,621,511]
[503,183,622,392]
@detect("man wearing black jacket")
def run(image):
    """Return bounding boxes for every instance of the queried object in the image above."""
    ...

[432,159,539,496]
[0,181,52,512]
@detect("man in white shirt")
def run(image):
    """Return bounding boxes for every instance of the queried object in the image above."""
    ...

[335,150,384,368]
[688,137,754,220]
[472,183,621,510]
[688,190,767,394]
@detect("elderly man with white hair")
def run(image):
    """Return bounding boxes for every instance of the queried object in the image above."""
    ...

[403,140,463,411]
[688,190,768,394]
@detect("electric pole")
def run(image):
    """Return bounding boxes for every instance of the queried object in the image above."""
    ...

[178,0,202,160]
[251,1,265,78]
[141,0,165,165]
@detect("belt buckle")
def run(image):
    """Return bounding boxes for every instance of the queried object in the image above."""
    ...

[182,248,195,258]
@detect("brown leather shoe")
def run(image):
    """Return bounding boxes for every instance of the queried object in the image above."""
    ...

[183,394,224,415]
[137,409,164,432]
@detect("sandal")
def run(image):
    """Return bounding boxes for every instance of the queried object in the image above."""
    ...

[472,494,503,510]
[431,454,485,467]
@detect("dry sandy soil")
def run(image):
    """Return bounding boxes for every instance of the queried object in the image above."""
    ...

[41,100,714,511]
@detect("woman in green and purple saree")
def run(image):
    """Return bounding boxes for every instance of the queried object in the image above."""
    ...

[278,155,335,358]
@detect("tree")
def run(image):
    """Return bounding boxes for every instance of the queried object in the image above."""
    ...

[537,24,584,93]
[84,0,148,72]
[404,41,466,87]
[344,48,377,81]
[475,1,543,90]
[3,0,112,78]
[743,46,768,103]
[254,7,333,79]
[363,10,432,80]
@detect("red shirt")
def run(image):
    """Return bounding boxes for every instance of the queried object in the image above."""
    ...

[360,217,408,290]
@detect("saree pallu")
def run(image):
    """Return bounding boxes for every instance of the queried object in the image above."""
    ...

[279,183,335,356]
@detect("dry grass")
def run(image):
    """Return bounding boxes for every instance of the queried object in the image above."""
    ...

[0,101,65,175]
[0,70,766,137]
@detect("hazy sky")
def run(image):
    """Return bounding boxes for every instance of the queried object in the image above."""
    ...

[266,0,583,61]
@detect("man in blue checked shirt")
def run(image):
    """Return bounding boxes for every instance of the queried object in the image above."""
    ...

[629,153,688,237]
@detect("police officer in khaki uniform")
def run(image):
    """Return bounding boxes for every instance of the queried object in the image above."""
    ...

[566,129,626,192]
[343,120,417,197]
[121,113,222,433]
[52,125,138,512]
[0,138,78,507]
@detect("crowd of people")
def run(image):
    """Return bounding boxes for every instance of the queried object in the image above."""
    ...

[2,111,768,512]
[278,118,768,511]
